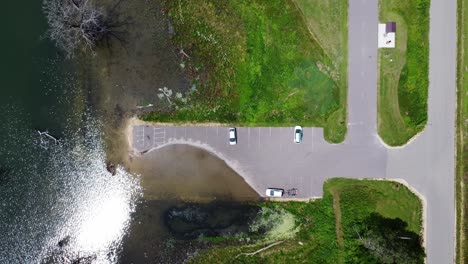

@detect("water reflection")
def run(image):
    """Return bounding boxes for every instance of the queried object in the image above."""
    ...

[0,110,260,263]
[0,110,141,263]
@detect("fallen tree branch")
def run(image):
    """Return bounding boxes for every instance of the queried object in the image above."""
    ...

[234,241,284,259]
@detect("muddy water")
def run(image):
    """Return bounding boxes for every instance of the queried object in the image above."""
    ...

[120,145,260,262]
[129,144,260,201]
[83,0,188,165]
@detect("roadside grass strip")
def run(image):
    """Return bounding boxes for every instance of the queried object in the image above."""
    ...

[456,0,468,262]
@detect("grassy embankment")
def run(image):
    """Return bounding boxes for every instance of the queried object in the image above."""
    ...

[378,0,430,146]
[456,0,468,262]
[145,0,348,143]
[190,179,423,263]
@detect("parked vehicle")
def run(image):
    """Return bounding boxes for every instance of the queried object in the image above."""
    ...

[265,188,284,197]
[294,126,303,143]
[229,127,237,145]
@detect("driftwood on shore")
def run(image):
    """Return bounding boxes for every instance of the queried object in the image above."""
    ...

[37,130,62,150]
[234,240,284,259]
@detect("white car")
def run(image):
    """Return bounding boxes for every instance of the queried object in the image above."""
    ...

[229,127,237,145]
[265,188,284,197]
[294,126,303,143]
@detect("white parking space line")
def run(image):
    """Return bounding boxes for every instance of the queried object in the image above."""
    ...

[311,129,314,151]
[135,127,144,146]
[153,127,165,146]
[258,127,261,148]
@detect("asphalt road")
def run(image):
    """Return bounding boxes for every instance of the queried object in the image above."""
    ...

[385,0,457,262]
[131,0,456,263]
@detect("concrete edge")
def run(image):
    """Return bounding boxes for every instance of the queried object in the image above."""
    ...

[265,197,321,202]
[376,129,425,149]
[128,117,228,127]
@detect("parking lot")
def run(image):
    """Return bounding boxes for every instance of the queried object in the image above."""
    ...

[133,124,387,199]
[133,126,327,153]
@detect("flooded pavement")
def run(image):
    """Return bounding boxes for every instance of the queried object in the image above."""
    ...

[128,144,260,202]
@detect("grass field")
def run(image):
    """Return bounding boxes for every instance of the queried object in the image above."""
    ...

[378,0,430,146]
[190,179,423,264]
[456,0,468,262]
[145,0,347,143]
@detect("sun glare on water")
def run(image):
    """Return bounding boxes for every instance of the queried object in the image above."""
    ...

[76,189,132,254]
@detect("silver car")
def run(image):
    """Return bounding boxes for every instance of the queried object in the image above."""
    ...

[294,126,303,143]
[229,127,237,145]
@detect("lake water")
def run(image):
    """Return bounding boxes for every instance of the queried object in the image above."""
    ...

[0,1,258,263]
[0,2,141,263]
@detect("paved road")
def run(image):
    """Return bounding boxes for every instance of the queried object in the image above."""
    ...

[131,0,456,263]
[347,0,379,145]
[385,0,457,262]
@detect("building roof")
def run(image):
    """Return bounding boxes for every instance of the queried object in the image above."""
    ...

[386,22,396,33]
[378,23,395,48]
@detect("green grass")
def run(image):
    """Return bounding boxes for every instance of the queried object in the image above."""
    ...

[292,0,348,142]
[456,0,468,262]
[378,0,430,146]
[146,0,347,143]
[189,178,423,263]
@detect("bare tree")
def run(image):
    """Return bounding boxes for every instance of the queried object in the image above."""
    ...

[43,0,124,57]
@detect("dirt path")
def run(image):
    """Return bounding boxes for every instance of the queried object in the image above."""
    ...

[331,190,344,247]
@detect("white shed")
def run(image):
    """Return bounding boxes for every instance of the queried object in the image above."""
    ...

[378,22,396,48]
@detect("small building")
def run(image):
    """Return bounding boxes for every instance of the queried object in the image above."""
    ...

[378,22,396,48]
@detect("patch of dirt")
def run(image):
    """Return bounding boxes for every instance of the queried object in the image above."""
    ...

[331,190,344,247]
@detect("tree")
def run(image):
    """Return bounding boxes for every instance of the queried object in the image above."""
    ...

[42,0,124,57]
[355,213,425,264]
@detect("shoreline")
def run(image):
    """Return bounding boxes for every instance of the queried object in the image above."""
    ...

[125,117,262,198]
